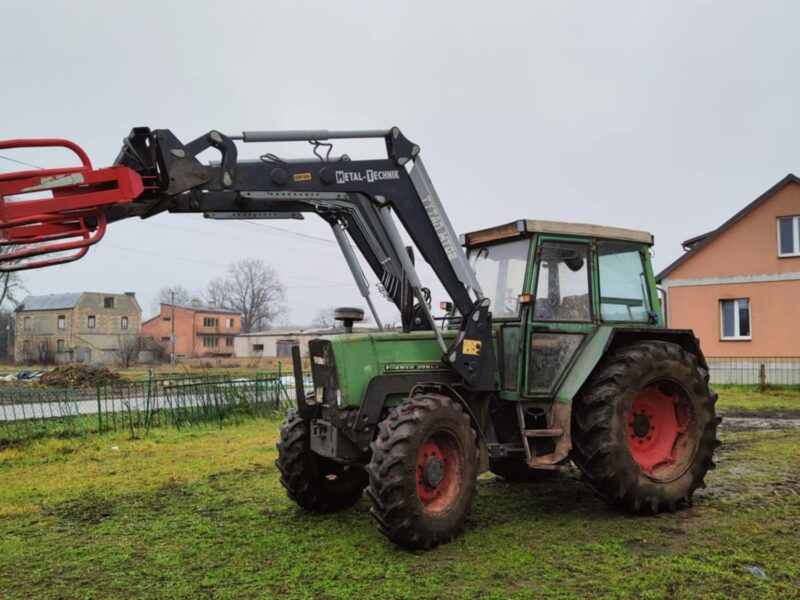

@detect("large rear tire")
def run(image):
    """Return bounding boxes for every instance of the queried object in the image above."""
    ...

[366,394,478,550]
[276,409,368,513]
[571,341,720,514]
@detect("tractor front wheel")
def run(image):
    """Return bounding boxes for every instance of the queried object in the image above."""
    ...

[367,394,478,550]
[571,341,720,514]
[276,409,368,513]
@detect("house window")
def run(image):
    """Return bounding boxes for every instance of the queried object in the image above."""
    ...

[226,337,234,347]
[121,316,129,330]
[163,316,171,321]
[22,340,31,357]
[203,317,219,327]
[23,316,31,331]
[104,297,115,308]
[203,336,219,347]
[161,336,171,342]
[252,344,264,352]
[87,315,96,329]
[57,315,66,330]
[226,318,234,328]
[778,216,800,256]
[720,299,751,340]
[57,339,66,353]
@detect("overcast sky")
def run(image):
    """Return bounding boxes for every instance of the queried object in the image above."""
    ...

[2,1,800,325]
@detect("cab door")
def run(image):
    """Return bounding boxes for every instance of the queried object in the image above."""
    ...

[523,237,595,398]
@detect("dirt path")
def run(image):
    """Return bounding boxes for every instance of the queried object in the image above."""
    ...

[718,407,800,431]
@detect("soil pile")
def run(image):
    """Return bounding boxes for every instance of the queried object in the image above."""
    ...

[40,365,124,388]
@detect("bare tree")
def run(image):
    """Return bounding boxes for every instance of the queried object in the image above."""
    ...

[0,247,26,308]
[206,259,285,333]
[311,305,337,330]
[151,285,192,313]
[115,335,143,368]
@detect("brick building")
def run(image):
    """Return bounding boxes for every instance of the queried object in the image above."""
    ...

[657,174,800,358]
[142,300,241,358]
[15,292,142,364]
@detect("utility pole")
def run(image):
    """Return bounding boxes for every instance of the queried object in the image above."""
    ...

[171,292,176,368]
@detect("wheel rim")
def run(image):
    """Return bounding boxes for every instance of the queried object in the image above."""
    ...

[416,431,461,514]
[627,381,697,481]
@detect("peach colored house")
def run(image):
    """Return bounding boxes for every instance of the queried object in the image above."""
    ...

[657,174,800,358]
[142,301,241,358]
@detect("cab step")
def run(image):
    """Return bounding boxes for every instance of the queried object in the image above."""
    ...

[522,428,563,437]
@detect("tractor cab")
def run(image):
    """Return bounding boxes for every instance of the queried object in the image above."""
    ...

[463,219,660,402]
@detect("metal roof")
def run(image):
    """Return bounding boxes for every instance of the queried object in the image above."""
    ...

[463,219,653,246]
[173,303,240,315]
[17,293,82,312]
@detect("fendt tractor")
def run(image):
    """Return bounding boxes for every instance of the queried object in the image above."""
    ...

[0,128,719,549]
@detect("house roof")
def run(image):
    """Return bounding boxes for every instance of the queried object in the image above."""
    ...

[16,293,82,312]
[656,173,800,281]
[238,326,376,338]
[168,303,240,315]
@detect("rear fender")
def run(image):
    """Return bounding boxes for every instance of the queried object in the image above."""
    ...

[555,327,706,404]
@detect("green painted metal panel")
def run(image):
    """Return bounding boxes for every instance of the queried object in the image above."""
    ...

[554,325,614,403]
[325,330,458,408]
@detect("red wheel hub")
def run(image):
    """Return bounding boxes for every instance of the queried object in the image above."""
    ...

[416,432,461,514]
[627,383,695,479]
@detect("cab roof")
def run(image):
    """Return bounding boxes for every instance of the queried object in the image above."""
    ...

[461,219,653,247]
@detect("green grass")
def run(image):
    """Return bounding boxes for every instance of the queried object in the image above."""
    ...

[0,420,798,599]
[715,385,800,412]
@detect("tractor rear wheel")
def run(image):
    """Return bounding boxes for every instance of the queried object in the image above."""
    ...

[571,341,719,514]
[276,409,368,513]
[366,394,478,550]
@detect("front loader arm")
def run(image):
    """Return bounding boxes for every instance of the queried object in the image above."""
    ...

[0,127,495,390]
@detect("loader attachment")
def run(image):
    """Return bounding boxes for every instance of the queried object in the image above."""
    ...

[0,139,144,271]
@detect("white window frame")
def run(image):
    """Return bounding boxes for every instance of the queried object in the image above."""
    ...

[719,298,752,341]
[777,216,800,257]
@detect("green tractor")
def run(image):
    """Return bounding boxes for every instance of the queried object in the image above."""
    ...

[0,126,720,550]
[278,218,720,550]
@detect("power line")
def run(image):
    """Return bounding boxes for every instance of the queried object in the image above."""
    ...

[102,243,355,290]
[241,220,337,245]
[0,154,43,170]
[144,220,340,260]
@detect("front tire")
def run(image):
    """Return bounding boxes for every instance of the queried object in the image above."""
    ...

[276,409,367,513]
[571,341,720,514]
[366,394,478,550]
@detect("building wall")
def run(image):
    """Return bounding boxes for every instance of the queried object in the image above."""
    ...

[14,309,73,363]
[142,304,240,358]
[15,292,142,364]
[666,280,800,356]
[234,334,310,358]
[667,182,800,281]
[663,180,800,357]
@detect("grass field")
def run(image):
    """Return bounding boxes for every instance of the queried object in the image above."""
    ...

[715,384,800,412]
[0,401,798,600]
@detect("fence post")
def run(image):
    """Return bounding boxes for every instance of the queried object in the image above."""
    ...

[96,384,102,434]
[758,363,766,392]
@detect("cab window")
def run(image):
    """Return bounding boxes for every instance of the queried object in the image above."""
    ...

[469,238,530,319]
[533,241,591,322]
[598,242,651,322]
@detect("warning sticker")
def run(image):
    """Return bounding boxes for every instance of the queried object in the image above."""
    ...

[462,339,482,356]
[293,172,312,182]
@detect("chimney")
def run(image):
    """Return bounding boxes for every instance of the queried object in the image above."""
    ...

[191,298,201,308]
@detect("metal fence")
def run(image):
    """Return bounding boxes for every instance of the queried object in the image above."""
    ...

[0,369,312,446]
[706,356,800,386]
